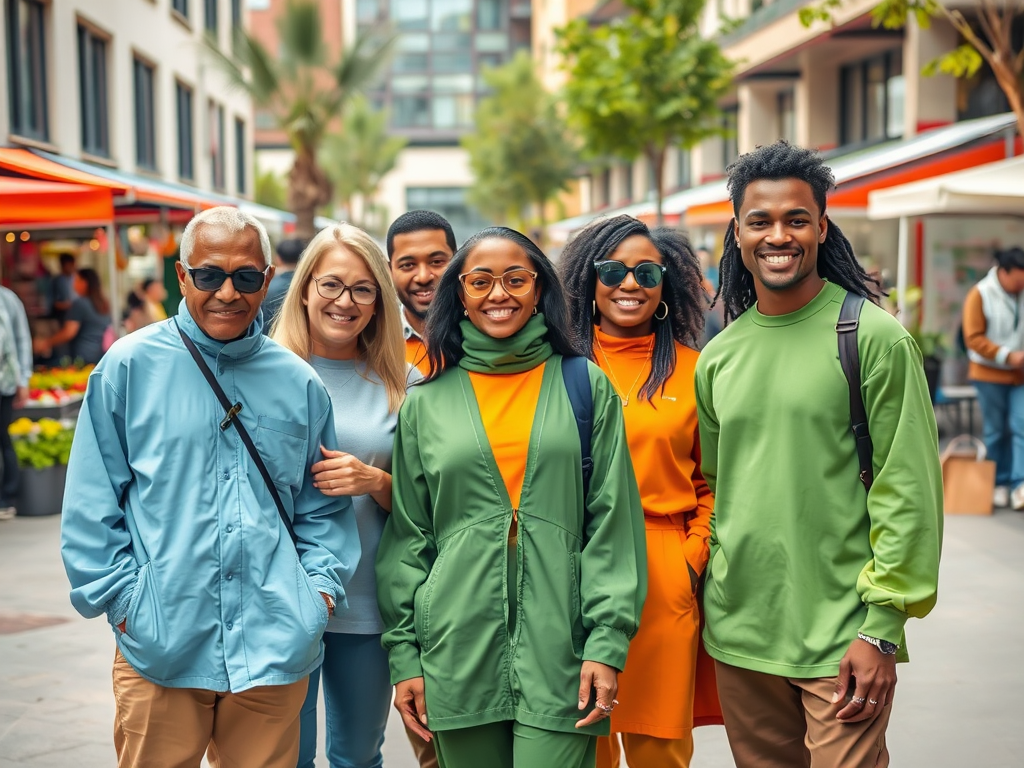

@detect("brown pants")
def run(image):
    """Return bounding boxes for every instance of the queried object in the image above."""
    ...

[406,722,439,768]
[715,661,891,768]
[112,649,308,768]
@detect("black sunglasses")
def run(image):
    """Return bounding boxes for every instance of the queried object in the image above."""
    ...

[594,260,666,289]
[186,266,269,294]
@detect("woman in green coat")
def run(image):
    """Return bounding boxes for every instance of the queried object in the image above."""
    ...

[376,227,647,768]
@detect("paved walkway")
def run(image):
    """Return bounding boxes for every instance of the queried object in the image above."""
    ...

[2,510,1022,767]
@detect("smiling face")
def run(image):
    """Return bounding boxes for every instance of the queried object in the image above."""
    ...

[175,223,273,341]
[390,229,454,321]
[735,178,827,307]
[459,237,541,340]
[304,245,378,359]
[594,235,664,338]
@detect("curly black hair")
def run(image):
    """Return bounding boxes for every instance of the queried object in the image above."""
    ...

[423,227,584,379]
[715,141,882,323]
[558,215,707,402]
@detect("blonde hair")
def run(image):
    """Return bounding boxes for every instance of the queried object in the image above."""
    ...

[272,224,408,413]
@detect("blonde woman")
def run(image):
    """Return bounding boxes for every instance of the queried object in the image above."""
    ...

[273,223,418,768]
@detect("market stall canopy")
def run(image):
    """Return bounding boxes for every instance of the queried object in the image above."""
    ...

[867,155,1024,219]
[0,177,115,227]
[0,148,129,195]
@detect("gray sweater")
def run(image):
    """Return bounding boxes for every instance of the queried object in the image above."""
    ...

[311,356,420,634]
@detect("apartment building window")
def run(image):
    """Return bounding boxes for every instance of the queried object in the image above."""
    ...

[406,186,490,244]
[722,106,739,168]
[78,24,110,157]
[172,0,189,20]
[209,100,226,190]
[133,58,157,170]
[176,81,195,180]
[840,50,904,146]
[676,147,691,190]
[231,0,242,31]
[477,0,505,29]
[235,118,247,194]
[622,162,634,203]
[204,0,217,35]
[6,0,49,142]
[600,168,611,208]
[777,89,796,143]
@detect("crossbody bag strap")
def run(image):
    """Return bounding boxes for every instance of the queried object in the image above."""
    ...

[175,321,298,546]
[561,355,594,499]
[836,293,874,492]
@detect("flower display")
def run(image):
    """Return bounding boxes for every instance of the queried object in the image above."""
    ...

[9,417,75,469]
[27,365,93,406]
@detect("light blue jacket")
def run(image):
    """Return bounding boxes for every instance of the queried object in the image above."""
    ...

[61,302,360,692]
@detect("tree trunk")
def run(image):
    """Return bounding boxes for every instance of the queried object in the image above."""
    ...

[647,145,666,227]
[288,146,332,239]
[990,58,1024,146]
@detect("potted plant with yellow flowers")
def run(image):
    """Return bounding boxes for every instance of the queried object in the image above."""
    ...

[9,416,75,516]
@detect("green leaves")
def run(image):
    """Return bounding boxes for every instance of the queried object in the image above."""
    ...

[922,44,984,77]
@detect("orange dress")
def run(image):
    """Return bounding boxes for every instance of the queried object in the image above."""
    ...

[593,329,722,738]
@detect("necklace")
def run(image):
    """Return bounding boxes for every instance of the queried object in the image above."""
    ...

[594,334,654,407]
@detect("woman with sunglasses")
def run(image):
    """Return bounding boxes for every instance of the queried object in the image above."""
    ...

[272,224,416,768]
[376,227,646,768]
[559,215,721,768]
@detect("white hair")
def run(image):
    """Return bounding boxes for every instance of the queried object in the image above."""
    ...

[179,206,272,267]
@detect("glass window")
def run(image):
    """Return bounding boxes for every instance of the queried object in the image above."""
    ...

[209,101,226,190]
[433,51,472,72]
[478,52,504,70]
[676,146,691,189]
[205,0,218,35]
[432,93,474,128]
[356,0,379,24]
[839,50,903,146]
[405,186,490,244]
[176,81,194,180]
[78,25,109,157]
[432,74,473,93]
[395,53,429,72]
[477,0,505,30]
[777,89,795,144]
[393,95,431,127]
[432,0,472,32]
[232,0,242,29]
[133,58,157,170]
[392,75,429,93]
[622,162,634,203]
[254,108,275,130]
[394,0,428,30]
[476,31,509,52]
[172,0,189,18]
[235,117,247,194]
[433,31,472,50]
[6,0,49,141]
[398,33,430,51]
[247,0,270,9]
[722,106,738,168]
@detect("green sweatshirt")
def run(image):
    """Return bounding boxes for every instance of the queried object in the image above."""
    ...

[376,355,646,735]
[694,283,943,678]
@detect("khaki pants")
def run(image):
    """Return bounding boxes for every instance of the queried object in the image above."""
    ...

[715,661,891,768]
[112,649,308,768]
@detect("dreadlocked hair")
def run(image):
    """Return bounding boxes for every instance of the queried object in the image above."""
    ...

[558,215,707,402]
[423,226,584,380]
[714,141,883,323]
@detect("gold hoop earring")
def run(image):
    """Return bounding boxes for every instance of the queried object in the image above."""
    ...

[654,301,669,321]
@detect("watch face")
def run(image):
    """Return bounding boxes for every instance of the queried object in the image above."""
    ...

[879,640,899,654]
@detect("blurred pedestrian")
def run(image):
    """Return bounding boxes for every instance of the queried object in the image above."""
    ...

[34,268,112,364]
[60,207,360,768]
[376,227,646,768]
[0,286,32,521]
[386,211,457,376]
[50,252,77,322]
[142,277,168,321]
[560,216,721,768]
[273,223,419,768]
[698,142,943,768]
[264,237,309,334]
[962,246,1024,509]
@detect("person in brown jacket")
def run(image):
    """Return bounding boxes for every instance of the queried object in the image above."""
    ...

[962,246,1024,509]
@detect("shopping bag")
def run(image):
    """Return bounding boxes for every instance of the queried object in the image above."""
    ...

[941,435,996,515]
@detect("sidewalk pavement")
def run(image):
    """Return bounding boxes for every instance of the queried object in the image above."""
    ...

[2,510,1023,767]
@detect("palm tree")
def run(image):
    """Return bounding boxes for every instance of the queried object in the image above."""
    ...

[206,0,395,237]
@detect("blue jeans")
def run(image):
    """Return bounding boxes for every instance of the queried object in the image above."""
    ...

[972,380,1024,487]
[297,632,391,768]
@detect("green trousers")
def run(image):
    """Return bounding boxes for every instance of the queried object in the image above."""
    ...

[434,721,597,768]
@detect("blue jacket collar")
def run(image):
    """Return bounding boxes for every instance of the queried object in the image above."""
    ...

[174,299,266,362]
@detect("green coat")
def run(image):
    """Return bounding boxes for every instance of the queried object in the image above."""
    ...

[376,356,647,735]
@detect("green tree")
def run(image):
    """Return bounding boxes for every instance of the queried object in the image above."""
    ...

[254,166,287,211]
[320,95,407,234]
[801,0,1023,140]
[460,51,579,234]
[206,0,394,237]
[557,0,734,224]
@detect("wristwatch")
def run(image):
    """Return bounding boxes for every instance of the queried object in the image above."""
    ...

[322,593,335,616]
[857,632,899,655]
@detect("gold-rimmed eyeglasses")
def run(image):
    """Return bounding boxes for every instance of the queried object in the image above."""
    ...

[459,269,538,299]
[311,275,379,305]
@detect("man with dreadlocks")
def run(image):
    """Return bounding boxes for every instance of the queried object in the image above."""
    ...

[694,141,943,768]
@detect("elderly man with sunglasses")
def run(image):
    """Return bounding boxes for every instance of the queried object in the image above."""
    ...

[61,207,360,768]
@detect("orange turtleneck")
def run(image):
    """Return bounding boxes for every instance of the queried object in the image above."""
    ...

[592,328,713,575]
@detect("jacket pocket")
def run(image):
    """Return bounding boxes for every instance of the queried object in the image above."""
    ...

[295,561,329,639]
[124,562,152,639]
[256,416,308,488]
[415,548,447,653]
[568,550,585,657]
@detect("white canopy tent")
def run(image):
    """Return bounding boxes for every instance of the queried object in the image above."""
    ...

[867,154,1024,322]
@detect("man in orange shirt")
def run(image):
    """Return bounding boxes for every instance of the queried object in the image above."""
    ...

[962,246,1024,509]
[386,212,457,375]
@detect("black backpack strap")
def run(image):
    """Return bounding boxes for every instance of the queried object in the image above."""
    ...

[175,321,298,546]
[561,356,594,498]
[836,293,874,492]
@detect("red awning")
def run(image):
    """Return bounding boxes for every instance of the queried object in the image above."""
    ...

[0,177,114,227]
[0,148,129,193]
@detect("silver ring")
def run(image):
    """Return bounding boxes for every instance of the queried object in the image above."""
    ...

[851,696,866,705]
[596,703,614,713]
[868,699,878,706]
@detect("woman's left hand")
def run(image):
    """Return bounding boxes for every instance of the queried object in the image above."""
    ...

[312,446,384,497]
[574,660,619,728]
